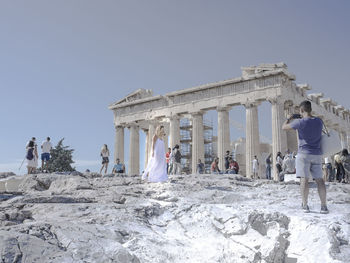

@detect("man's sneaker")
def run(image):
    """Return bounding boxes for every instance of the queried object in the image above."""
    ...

[302,204,310,213]
[320,205,329,214]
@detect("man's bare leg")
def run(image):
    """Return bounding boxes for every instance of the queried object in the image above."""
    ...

[300,177,309,206]
[315,178,327,206]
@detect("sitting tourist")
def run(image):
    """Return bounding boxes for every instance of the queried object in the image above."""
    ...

[227,159,236,174]
[230,159,239,174]
[279,153,296,181]
[211,158,221,174]
[112,158,125,175]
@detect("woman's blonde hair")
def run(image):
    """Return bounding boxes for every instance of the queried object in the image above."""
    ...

[155,125,165,137]
[101,144,109,153]
[334,154,341,163]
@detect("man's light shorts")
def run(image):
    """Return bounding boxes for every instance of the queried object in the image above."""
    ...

[296,153,323,179]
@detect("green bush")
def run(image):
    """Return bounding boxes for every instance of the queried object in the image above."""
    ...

[46,138,75,172]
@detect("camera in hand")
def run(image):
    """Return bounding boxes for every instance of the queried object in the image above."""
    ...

[291,114,302,119]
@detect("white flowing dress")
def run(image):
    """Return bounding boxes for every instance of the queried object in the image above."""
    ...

[142,138,168,182]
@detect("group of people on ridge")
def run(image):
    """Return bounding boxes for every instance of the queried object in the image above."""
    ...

[25,137,52,174]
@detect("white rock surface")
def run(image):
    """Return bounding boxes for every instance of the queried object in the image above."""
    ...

[0,173,349,263]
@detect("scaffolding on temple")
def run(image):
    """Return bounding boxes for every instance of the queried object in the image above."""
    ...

[179,118,214,174]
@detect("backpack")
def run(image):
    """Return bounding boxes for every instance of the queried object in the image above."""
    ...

[175,150,181,163]
[26,148,34,160]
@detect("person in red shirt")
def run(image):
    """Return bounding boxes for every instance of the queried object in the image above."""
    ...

[228,159,239,174]
[211,158,220,174]
[166,147,171,174]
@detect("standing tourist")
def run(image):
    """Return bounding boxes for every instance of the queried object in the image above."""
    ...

[265,154,272,180]
[334,154,345,183]
[26,140,38,174]
[340,149,350,183]
[276,152,283,175]
[252,155,259,179]
[172,144,182,175]
[168,147,175,175]
[99,144,110,175]
[166,147,171,174]
[142,126,168,182]
[41,137,52,173]
[196,159,205,174]
[323,156,333,182]
[282,100,328,214]
[26,137,36,149]
[224,151,230,171]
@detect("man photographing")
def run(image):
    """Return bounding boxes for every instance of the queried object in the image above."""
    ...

[282,100,328,214]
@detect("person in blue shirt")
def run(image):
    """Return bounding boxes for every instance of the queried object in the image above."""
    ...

[265,154,272,180]
[196,159,205,174]
[282,100,328,214]
[112,158,125,175]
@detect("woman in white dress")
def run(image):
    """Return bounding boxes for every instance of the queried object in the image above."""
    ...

[142,125,168,182]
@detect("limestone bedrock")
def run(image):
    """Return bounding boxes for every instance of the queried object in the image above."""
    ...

[0,173,349,263]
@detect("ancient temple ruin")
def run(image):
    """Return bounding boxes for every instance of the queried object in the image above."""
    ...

[109,63,350,180]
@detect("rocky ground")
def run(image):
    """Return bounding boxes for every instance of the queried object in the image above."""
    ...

[0,172,349,263]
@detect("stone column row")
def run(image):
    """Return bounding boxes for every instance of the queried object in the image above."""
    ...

[114,97,290,179]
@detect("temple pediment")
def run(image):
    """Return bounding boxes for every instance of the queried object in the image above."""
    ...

[241,62,288,77]
[110,89,153,107]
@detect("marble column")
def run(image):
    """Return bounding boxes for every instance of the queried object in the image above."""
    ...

[128,124,140,175]
[147,122,157,163]
[340,131,347,150]
[143,128,149,168]
[192,112,205,174]
[217,107,230,171]
[114,125,124,164]
[163,132,169,152]
[245,102,260,178]
[284,103,298,153]
[169,115,180,149]
[270,98,287,181]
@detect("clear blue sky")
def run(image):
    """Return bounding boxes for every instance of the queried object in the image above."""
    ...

[1,0,349,174]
